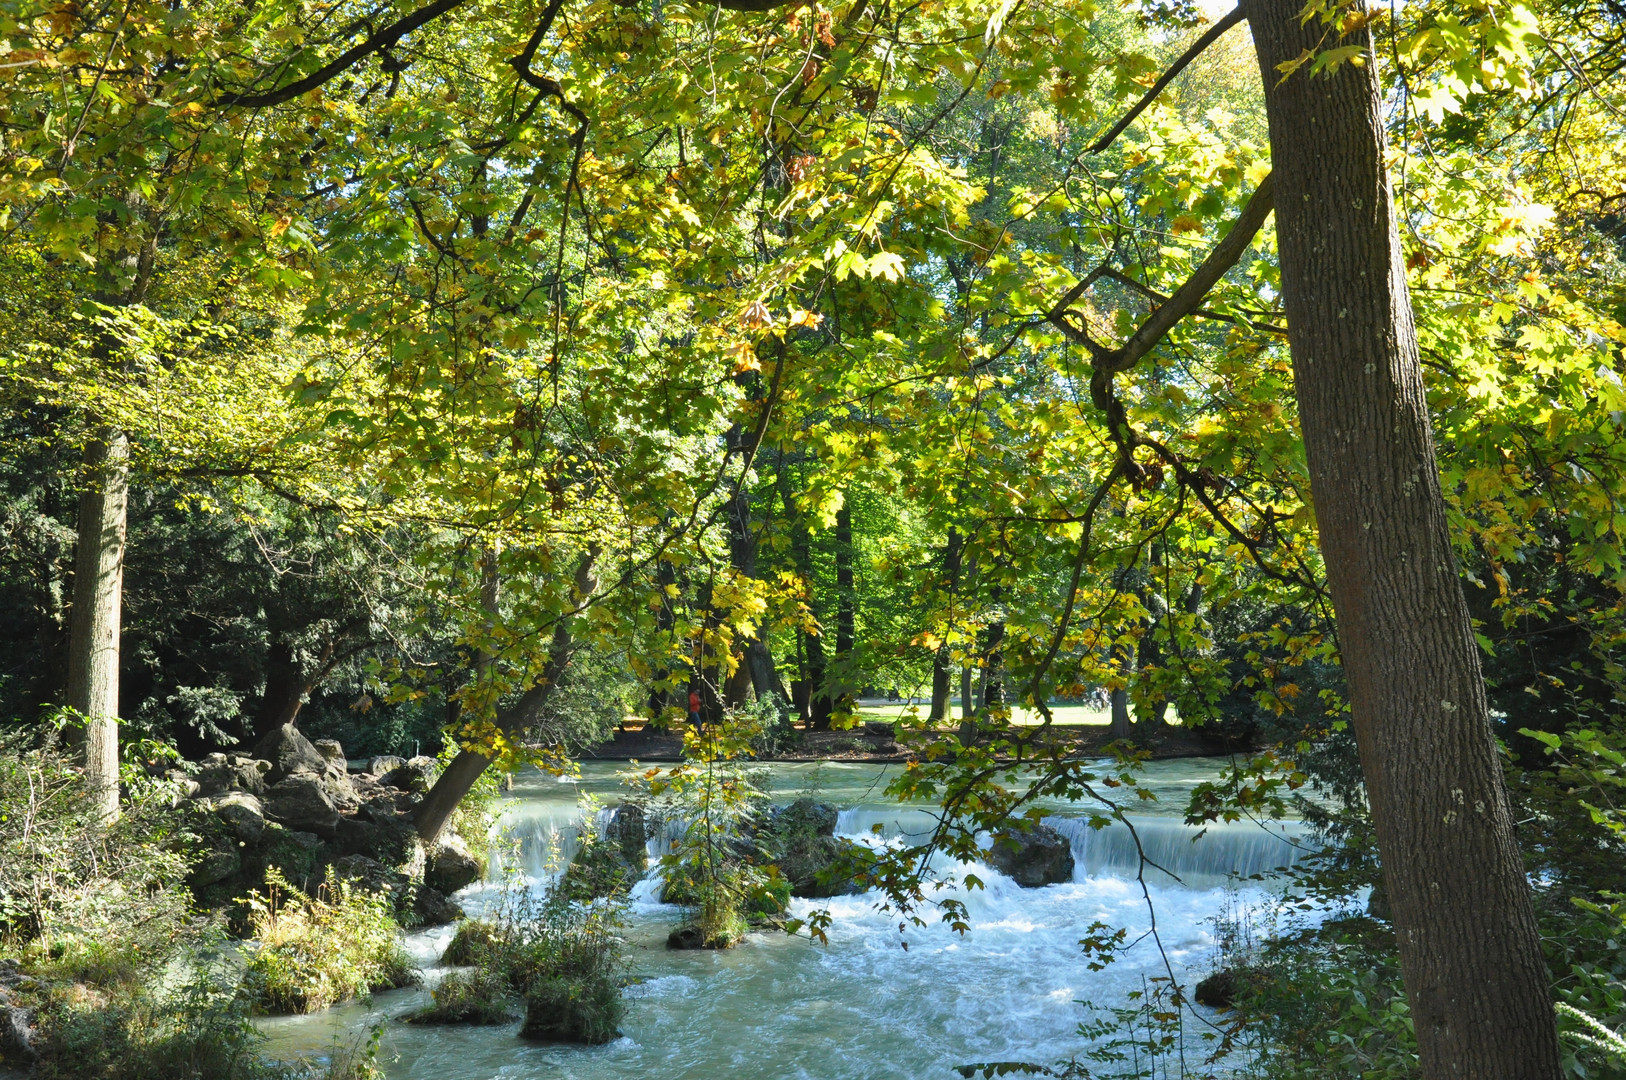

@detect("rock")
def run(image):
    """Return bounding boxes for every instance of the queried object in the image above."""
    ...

[332,854,411,900]
[251,725,329,783]
[1194,967,1255,1009]
[863,721,895,738]
[313,739,347,771]
[192,848,242,888]
[367,754,407,777]
[193,753,270,797]
[665,925,709,950]
[561,838,640,902]
[1,1002,35,1064]
[427,835,483,894]
[772,798,839,838]
[778,834,864,898]
[204,791,265,843]
[383,759,437,793]
[415,884,463,926]
[262,774,342,835]
[985,823,1074,887]
[608,804,649,870]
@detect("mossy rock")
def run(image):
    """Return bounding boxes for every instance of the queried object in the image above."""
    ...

[775,834,866,899]
[441,920,503,967]
[520,975,622,1044]
[559,839,639,902]
[405,969,514,1026]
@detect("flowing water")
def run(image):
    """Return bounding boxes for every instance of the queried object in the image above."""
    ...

[258,758,1319,1079]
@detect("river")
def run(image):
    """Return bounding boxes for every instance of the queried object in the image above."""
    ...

[257,758,1315,1079]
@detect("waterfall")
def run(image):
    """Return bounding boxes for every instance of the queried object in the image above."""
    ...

[493,799,1311,890]
[834,806,1311,888]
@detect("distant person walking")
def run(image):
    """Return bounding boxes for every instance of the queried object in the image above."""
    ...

[688,689,702,730]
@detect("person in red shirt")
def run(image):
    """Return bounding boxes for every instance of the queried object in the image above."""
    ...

[688,689,702,729]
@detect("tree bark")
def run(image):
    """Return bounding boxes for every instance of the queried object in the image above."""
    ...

[1249,3,1560,1074]
[65,429,128,822]
[414,550,598,844]
[833,501,856,712]
[929,529,962,723]
[1107,643,1133,741]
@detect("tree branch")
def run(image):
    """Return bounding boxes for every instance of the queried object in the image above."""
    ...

[1105,171,1273,371]
[1087,3,1248,155]
[217,0,468,108]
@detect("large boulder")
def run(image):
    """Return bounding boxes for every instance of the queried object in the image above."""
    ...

[777,834,864,898]
[250,724,329,783]
[313,739,347,773]
[262,774,342,835]
[772,798,839,838]
[382,757,439,794]
[427,834,483,894]
[561,837,640,902]
[985,823,1074,887]
[193,753,271,797]
[366,754,407,778]
[202,790,265,843]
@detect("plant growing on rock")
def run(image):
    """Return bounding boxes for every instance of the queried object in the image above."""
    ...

[242,868,415,1014]
[433,878,626,1041]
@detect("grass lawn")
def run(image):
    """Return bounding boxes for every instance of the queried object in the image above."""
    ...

[853,701,1114,726]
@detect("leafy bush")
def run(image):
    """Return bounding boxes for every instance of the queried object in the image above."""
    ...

[440,919,502,966]
[30,961,283,1080]
[437,878,626,1040]
[406,968,514,1025]
[0,722,195,984]
[243,868,415,1014]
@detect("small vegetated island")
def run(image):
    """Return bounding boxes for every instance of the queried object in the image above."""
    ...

[0,0,1622,1076]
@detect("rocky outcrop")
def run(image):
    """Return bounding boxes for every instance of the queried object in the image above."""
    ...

[427,835,483,895]
[0,959,37,1065]
[176,734,480,930]
[985,823,1074,887]
[251,724,330,783]
[262,773,343,835]
[763,800,862,898]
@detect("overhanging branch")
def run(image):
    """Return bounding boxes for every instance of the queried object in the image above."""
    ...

[218,0,468,108]
[1088,4,1247,155]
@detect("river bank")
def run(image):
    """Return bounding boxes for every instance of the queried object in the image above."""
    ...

[581,721,1251,764]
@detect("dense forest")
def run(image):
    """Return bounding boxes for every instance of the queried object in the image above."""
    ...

[0,0,1623,1074]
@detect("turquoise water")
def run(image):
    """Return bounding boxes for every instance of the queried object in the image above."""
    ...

[257,759,1315,1079]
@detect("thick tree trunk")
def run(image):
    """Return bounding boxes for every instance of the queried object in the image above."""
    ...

[66,430,128,822]
[929,529,962,723]
[1249,4,1559,1074]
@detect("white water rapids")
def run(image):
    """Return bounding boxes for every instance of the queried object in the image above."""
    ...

[256,759,1322,1079]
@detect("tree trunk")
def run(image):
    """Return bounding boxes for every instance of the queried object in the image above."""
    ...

[414,551,598,844]
[790,506,833,729]
[1105,631,1135,740]
[833,501,856,715]
[1249,3,1560,1074]
[647,558,679,719]
[257,640,312,736]
[929,528,961,723]
[726,475,788,710]
[65,429,128,822]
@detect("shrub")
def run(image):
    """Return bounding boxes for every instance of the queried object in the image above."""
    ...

[243,869,415,1014]
[521,974,622,1045]
[405,968,514,1025]
[440,880,626,1040]
[30,961,282,1080]
[440,919,502,966]
[0,722,195,984]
